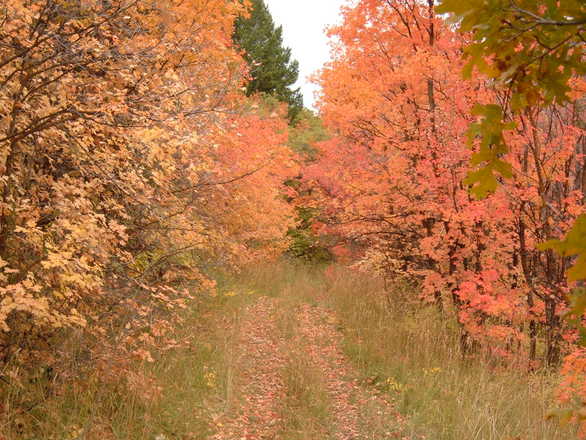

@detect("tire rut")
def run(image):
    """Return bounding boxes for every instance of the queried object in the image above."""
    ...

[210,297,287,440]
[293,303,408,440]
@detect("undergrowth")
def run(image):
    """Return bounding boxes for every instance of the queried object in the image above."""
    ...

[0,262,579,439]
[0,276,255,440]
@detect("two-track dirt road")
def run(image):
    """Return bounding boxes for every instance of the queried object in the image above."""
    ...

[210,296,410,440]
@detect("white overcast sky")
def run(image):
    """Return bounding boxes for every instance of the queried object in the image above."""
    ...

[264,0,347,109]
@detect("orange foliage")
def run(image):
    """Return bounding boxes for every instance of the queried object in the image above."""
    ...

[305,0,586,423]
[0,0,295,378]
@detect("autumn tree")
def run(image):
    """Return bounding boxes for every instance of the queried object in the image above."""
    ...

[437,0,586,430]
[282,108,333,262]
[0,0,296,396]
[309,0,584,376]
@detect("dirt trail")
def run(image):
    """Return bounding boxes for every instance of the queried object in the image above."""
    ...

[211,297,287,440]
[210,297,407,440]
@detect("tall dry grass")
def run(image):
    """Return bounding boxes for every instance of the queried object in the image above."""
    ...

[0,276,253,440]
[0,262,578,439]
[240,262,578,440]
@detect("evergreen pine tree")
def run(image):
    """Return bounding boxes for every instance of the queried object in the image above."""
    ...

[233,0,304,122]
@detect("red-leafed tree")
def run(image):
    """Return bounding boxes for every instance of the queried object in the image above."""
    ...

[308,0,585,381]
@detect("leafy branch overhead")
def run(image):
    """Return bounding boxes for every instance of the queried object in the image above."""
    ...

[438,0,585,197]
[439,0,586,331]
